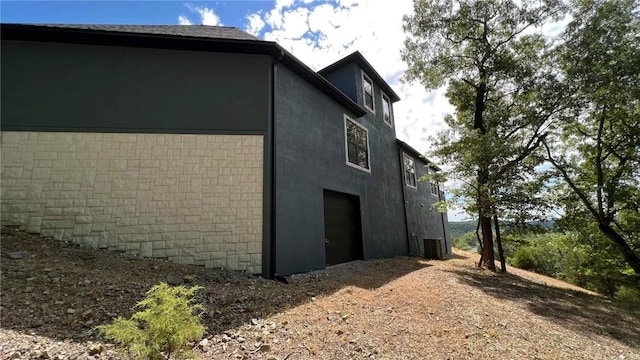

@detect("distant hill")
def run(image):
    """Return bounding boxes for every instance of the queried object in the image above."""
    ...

[449,220,555,239]
[449,221,477,239]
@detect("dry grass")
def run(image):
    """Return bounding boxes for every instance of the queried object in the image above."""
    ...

[1,228,639,359]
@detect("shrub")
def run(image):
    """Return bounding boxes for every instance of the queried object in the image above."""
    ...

[510,247,538,270]
[615,285,640,306]
[97,282,205,360]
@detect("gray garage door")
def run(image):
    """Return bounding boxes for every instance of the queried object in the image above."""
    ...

[323,190,363,266]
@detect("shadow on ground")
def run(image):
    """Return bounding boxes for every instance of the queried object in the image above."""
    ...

[0,228,429,344]
[446,267,640,348]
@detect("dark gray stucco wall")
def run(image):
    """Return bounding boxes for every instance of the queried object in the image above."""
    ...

[401,153,451,257]
[320,63,358,103]
[274,64,408,276]
[1,40,271,133]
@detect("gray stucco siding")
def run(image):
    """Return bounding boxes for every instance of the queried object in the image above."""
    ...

[274,64,408,276]
[401,153,450,257]
[320,63,359,105]
[1,40,271,133]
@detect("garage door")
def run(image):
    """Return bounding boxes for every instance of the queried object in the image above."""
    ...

[323,190,363,266]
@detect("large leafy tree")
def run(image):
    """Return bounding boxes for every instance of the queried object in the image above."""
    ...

[402,0,564,270]
[544,0,640,274]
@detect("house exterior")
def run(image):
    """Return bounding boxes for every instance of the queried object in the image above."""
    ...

[0,24,451,277]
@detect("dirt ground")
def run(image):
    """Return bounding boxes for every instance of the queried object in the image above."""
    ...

[1,227,639,360]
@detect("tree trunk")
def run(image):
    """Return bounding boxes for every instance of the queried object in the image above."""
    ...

[473,77,494,270]
[477,166,496,271]
[480,215,496,271]
[599,223,640,275]
[494,214,506,273]
[476,218,484,267]
[474,82,486,132]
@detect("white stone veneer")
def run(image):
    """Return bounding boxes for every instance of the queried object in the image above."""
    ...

[1,132,263,274]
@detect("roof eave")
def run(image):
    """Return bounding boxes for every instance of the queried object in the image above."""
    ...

[396,139,441,171]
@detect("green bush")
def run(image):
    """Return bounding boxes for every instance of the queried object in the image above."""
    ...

[452,231,479,252]
[510,247,538,270]
[615,285,640,306]
[97,282,205,360]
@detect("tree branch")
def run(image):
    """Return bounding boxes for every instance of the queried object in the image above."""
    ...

[461,78,479,89]
[543,140,602,221]
[595,109,605,219]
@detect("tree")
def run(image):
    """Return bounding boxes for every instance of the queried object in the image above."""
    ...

[544,0,640,274]
[402,0,565,270]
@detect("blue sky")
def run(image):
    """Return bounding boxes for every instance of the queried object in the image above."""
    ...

[1,1,263,26]
[1,0,490,220]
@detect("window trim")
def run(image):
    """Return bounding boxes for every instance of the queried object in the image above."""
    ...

[344,115,371,173]
[382,92,393,128]
[403,153,417,189]
[361,70,375,114]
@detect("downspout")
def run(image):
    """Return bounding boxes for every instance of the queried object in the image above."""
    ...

[264,50,284,279]
[397,143,413,256]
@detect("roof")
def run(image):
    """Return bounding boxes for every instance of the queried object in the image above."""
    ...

[396,139,441,171]
[24,24,262,41]
[0,23,366,117]
[318,51,401,103]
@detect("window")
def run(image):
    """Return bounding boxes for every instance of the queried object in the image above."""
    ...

[362,71,375,113]
[344,116,371,172]
[431,182,439,196]
[429,169,439,196]
[382,93,393,127]
[403,154,417,188]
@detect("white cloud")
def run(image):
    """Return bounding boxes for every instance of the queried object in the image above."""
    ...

[246,13,266,36]
[180,4,223,26]
[178,15,193,25]
[198,7,222,26]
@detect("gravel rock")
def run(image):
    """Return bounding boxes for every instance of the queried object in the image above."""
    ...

[166,274,183,286]
[88,343,104,356]
[7,251,28,259]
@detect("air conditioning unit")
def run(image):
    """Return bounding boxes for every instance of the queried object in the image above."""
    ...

[423,238,443,260]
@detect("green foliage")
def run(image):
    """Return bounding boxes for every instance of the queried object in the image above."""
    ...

[615,286,640,307]
[448,221,477,239]
[544,0,640,273]
[97,283,205,360]
[510,247,538,271]
[506,231,639,299]
[452,230,477,251]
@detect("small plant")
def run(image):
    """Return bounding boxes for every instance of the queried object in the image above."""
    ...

[97,282,205,360]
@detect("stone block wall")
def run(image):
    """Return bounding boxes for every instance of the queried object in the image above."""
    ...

[1,132,263,274]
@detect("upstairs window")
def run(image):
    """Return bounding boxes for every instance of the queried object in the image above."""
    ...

[403,154,417,188]
[429,169,439,196]
[362,71,375,113]
[344,116,371,172]
[382,93,393,127]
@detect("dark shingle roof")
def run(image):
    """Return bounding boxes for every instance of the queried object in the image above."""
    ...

[29,24,262,41]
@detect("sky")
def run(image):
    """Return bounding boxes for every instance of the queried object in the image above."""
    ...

[1,0,465,218]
